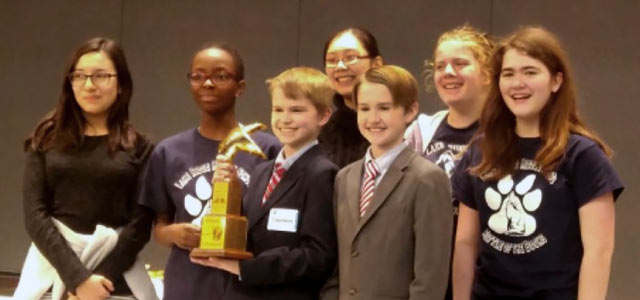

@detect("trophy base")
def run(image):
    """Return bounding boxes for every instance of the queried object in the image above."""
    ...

[190,248,254,260]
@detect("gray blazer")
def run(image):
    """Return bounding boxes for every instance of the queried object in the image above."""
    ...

[321,147,452,300]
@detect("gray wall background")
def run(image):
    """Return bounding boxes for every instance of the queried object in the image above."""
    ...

[1,1,638,298]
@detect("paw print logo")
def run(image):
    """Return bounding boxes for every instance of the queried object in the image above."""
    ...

[485,174,542,237]
[435,149,456,177]
[184,175,212,226]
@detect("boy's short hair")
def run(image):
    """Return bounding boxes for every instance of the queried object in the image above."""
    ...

[266,67,334,113]
[353,65,418,110]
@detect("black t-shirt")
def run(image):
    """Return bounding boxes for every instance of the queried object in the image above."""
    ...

[452,134,624,299]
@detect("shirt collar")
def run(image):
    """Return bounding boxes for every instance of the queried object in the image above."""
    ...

[275,140,318,170]
[364,142,407,176]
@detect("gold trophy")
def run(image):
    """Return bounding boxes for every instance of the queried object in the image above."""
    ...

[190,123,267,259]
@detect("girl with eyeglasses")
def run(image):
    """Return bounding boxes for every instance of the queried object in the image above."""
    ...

[451,26,623,300]
[15,38,157,300]
[318,27,384,168]
[137,42,280,300]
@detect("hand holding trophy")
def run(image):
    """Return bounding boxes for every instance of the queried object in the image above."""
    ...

[190,123,267,260]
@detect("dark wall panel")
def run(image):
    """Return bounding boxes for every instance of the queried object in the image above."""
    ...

[491,1,640,298]
[122,0,300,140]
[0,0,123,273]
[298,0,492,113]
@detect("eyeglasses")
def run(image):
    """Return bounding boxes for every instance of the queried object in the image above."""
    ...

[325,54,371,68]
[187,71,236,85]
[68,72,117,87]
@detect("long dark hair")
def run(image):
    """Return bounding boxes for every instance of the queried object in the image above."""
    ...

[471,26,611,180]
[25,37,141,154]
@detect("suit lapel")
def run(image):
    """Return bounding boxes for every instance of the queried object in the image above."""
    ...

[249,146,320,230]
[352,147,415,241]
[345,160,364,228]
[246,162,272,229]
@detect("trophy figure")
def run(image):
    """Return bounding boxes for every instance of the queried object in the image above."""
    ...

[190,123,267,259]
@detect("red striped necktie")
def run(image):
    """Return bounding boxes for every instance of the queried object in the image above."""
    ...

[359,160,379,217]
[262,162,286,206]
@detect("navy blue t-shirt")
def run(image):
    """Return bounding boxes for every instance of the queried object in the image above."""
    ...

[424,118,478,300]
[425,119,478,178]
[426,119,478,221]
[452,134,623,299]
[138,128,280,300]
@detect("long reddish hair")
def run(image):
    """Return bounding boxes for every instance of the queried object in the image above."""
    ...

[471,26,611,180]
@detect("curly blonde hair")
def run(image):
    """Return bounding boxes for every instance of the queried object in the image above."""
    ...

[423,24,495,92]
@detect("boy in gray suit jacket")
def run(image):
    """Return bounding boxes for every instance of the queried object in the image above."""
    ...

[321,65,453,300]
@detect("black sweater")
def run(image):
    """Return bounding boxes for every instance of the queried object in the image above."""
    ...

[22,135,154,293]
[318,94,369,168]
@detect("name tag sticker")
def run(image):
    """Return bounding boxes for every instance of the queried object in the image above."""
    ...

[267,208,299,232]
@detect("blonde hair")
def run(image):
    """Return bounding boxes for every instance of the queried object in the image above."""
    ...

[266,67,334,113]
[423,24,495,92]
